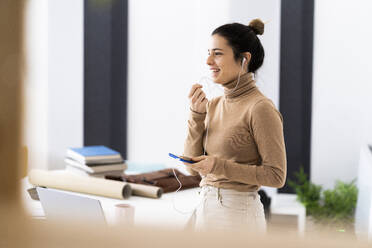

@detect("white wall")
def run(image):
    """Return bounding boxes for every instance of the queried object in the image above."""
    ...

[47,0,84,169]
[24,0,49,170]
[311,0,372,189]
[24,0,84,171]
[128,0,199,166]
[127,0,281,184]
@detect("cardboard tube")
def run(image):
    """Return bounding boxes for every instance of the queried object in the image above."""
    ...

[28,169,131,199]
[128,183,163,199]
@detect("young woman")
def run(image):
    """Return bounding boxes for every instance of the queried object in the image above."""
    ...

[183,19,287,232]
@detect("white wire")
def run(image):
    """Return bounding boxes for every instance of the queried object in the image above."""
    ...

[171,61,247,215]
[171,167,204,215]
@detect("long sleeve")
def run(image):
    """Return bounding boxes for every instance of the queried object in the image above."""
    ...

[183,109,206,176]
[210,100,287,188]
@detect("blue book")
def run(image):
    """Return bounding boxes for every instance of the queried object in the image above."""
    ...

[66,146,123,165]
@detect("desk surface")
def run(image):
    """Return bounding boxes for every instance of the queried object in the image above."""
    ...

[21,177,198,229]
[21,176,305,230]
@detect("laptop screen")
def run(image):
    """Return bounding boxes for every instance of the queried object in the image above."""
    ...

[36,187,106,225]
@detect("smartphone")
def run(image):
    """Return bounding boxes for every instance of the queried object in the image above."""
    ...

[168,153,195,164]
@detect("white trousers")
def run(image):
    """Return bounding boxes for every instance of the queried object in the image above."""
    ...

[189,186,266,233]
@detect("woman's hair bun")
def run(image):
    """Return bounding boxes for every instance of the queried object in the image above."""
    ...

[248,18,264,35]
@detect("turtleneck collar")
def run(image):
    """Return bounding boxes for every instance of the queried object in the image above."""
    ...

[222,72,256,100]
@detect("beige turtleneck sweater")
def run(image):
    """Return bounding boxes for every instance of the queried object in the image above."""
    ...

[183,72,287,192]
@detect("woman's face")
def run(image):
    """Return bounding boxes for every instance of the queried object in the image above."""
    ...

[207,34,244,84]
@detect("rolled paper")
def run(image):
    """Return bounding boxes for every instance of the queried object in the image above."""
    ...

[128,183,163,199]
[28,169,132,199]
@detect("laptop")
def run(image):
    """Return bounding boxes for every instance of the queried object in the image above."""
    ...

[36,187,106,225]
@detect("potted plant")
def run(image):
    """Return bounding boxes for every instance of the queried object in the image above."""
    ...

[288,167,358,234]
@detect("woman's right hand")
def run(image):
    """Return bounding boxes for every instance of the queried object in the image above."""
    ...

[188,84,208,113]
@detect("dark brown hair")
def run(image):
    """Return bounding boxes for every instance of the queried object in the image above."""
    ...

[212,19,265,73]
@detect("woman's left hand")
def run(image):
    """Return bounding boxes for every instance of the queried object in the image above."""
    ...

[188,156,216,176]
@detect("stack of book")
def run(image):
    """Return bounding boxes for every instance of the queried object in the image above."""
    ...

[65,145,127,178]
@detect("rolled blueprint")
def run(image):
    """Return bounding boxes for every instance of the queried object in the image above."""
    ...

[28,169,132,199]
[128,183,163,199]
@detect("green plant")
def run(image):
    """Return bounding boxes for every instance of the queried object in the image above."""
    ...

[287,167,322,216]
[288,167,358,226]
[321,180,358,223]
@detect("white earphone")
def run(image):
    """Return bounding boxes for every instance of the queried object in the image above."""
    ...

[242,57,246,65]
